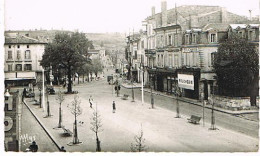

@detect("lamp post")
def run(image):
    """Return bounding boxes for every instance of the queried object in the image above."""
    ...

[111,74,114,95]
[175,81,181,118]
[131,68,135,102]
[141,65,144,104]
[37,82,42,108]
[150,74,154,109]
[209,84,217,130]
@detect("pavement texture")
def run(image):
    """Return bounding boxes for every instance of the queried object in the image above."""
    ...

[23,76,259,152]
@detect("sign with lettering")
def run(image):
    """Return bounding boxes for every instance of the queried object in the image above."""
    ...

[178,74,194,90]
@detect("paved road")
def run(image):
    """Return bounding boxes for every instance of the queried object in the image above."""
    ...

[119,86,259,138]
[20,101,59,152]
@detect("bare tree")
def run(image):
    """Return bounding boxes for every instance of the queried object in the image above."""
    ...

[90,103,103,152]
[67,95,82,144]
[56,90,65,128]
[130,125,147,152]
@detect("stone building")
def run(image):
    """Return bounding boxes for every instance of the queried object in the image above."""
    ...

[4,35,47,86]
[126,0,258,103]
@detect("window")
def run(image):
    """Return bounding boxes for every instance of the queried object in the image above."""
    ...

[168,35,172,45]
[141,41,144,49]
[174,34,178,46]
[25,50,31,59]
[174,54,179,67]
[16,64,22,71]
[210,34,216,43]
[17,50,21,59]
[8,51,12,59]
[192,34,197,43]
[24,64,32,71]
[8,45,11,49]
[169,54,172,67]
[185,34,189,44]
[8,64,12,71]
[17,45,20,48]
[248,30,255,41]
[27,45,29,48]
[209,52,216,67]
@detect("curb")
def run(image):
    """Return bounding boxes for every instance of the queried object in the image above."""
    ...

[23,99,62,151]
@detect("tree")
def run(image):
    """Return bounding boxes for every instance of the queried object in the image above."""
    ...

[56,90,65,128]
[91,58,104,79]
[130,125,147,152]
[41,32,93,93]
[67,95,82,145]
[90,104,103,152]
[213,34,259,105]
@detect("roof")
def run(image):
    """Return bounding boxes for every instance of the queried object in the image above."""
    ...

[5,35,47,44]
[247,24,259,29]
[202,23,230,32]
[229,24,247,29]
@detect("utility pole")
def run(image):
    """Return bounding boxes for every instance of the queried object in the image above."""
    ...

[141,65,144,104]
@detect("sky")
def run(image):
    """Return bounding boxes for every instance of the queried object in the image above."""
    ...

[4,0,260,33]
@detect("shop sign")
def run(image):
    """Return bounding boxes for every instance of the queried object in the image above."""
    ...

[178,74,194,90]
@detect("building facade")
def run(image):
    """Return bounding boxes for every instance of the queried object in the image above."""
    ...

[126,1,259,102]
[4,35,46,86]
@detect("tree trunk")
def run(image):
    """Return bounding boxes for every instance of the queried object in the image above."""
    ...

[67,66,72,93]
[78,74,80,84]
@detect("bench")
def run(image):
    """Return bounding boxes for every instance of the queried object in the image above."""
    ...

[61,126,73,136]
[187,115,201,124]
[121,94,129,100]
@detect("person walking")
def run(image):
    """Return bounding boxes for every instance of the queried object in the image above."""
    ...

[89,95,93,108]
[112,101,116,113]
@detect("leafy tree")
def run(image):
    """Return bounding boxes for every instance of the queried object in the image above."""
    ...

[41,32,93,93]
[91,58,104,79]
[213,34,258,104]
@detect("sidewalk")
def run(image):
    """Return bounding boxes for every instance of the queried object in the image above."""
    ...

[121,83,259,115]
[23,81,258,152]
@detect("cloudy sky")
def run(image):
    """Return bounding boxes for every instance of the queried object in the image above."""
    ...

[4,0,259,33]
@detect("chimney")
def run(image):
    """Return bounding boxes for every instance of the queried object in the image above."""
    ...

[220,7,227,23]
[152,6,155,16]
[161,0,167,26]
[249,10,252,21]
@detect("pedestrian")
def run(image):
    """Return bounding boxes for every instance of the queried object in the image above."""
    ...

[22,88,27,101]
[60,146,66,152]
[28,141,38,152]
[112,101,116,113]
[89,95,93,108]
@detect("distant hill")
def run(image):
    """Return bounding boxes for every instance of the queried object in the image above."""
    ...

[85,32,126,51]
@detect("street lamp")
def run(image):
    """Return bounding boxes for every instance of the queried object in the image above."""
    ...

[141,65,144,104]
[131,67,135,102]
[175,80,181,118]
[209,84,217,130]
[150,74,154,109]
[37,82,42,108]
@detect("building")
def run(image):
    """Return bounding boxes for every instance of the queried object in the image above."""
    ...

[126,0,258,103]
[4,35,47,86]
[4,90,22,151]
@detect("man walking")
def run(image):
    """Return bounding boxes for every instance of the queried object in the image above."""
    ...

[112,101,116,113]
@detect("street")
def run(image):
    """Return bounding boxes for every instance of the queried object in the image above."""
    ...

[20,67,259,152]
[120,86,259,138]
[20,99,59,152]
